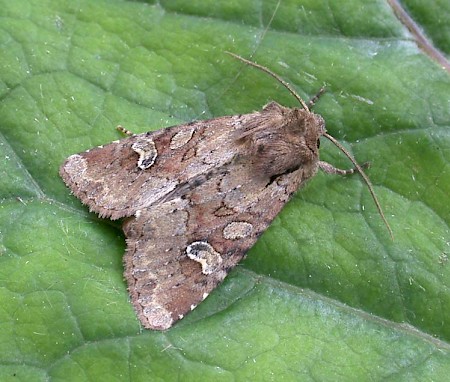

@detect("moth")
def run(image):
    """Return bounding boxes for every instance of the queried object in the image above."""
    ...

[60,53,391,330]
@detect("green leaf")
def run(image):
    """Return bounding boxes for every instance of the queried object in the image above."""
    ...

[1,0,449,380]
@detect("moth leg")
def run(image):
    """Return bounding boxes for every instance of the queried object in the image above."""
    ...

[319,160,370,176]
[308,87,326,108]
[116,125,135,136]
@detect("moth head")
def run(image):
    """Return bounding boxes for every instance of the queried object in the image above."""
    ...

[288,108,325,155]
[313,113,326,150]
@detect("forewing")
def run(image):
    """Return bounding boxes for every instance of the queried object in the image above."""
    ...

[123,161,314,330]
[60,116,240,219]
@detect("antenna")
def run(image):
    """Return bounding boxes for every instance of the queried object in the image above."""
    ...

[225,51,310,111]
[323,133,393,239]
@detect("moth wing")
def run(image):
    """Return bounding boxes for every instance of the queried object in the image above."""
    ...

[123,161,313,330]
[59,117,238,220]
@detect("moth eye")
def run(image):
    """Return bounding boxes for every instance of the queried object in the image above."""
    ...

[317,139,321,148]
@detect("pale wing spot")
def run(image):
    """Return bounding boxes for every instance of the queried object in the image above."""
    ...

[186,241,223,275]
[64,154,87,176]
[142,303,174,330]
[132,137,158,170]
[202,292,209,300]
[223,221,253,240]
[170,127,195,150]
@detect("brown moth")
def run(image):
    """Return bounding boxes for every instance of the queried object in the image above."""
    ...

[60,53,392,330]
